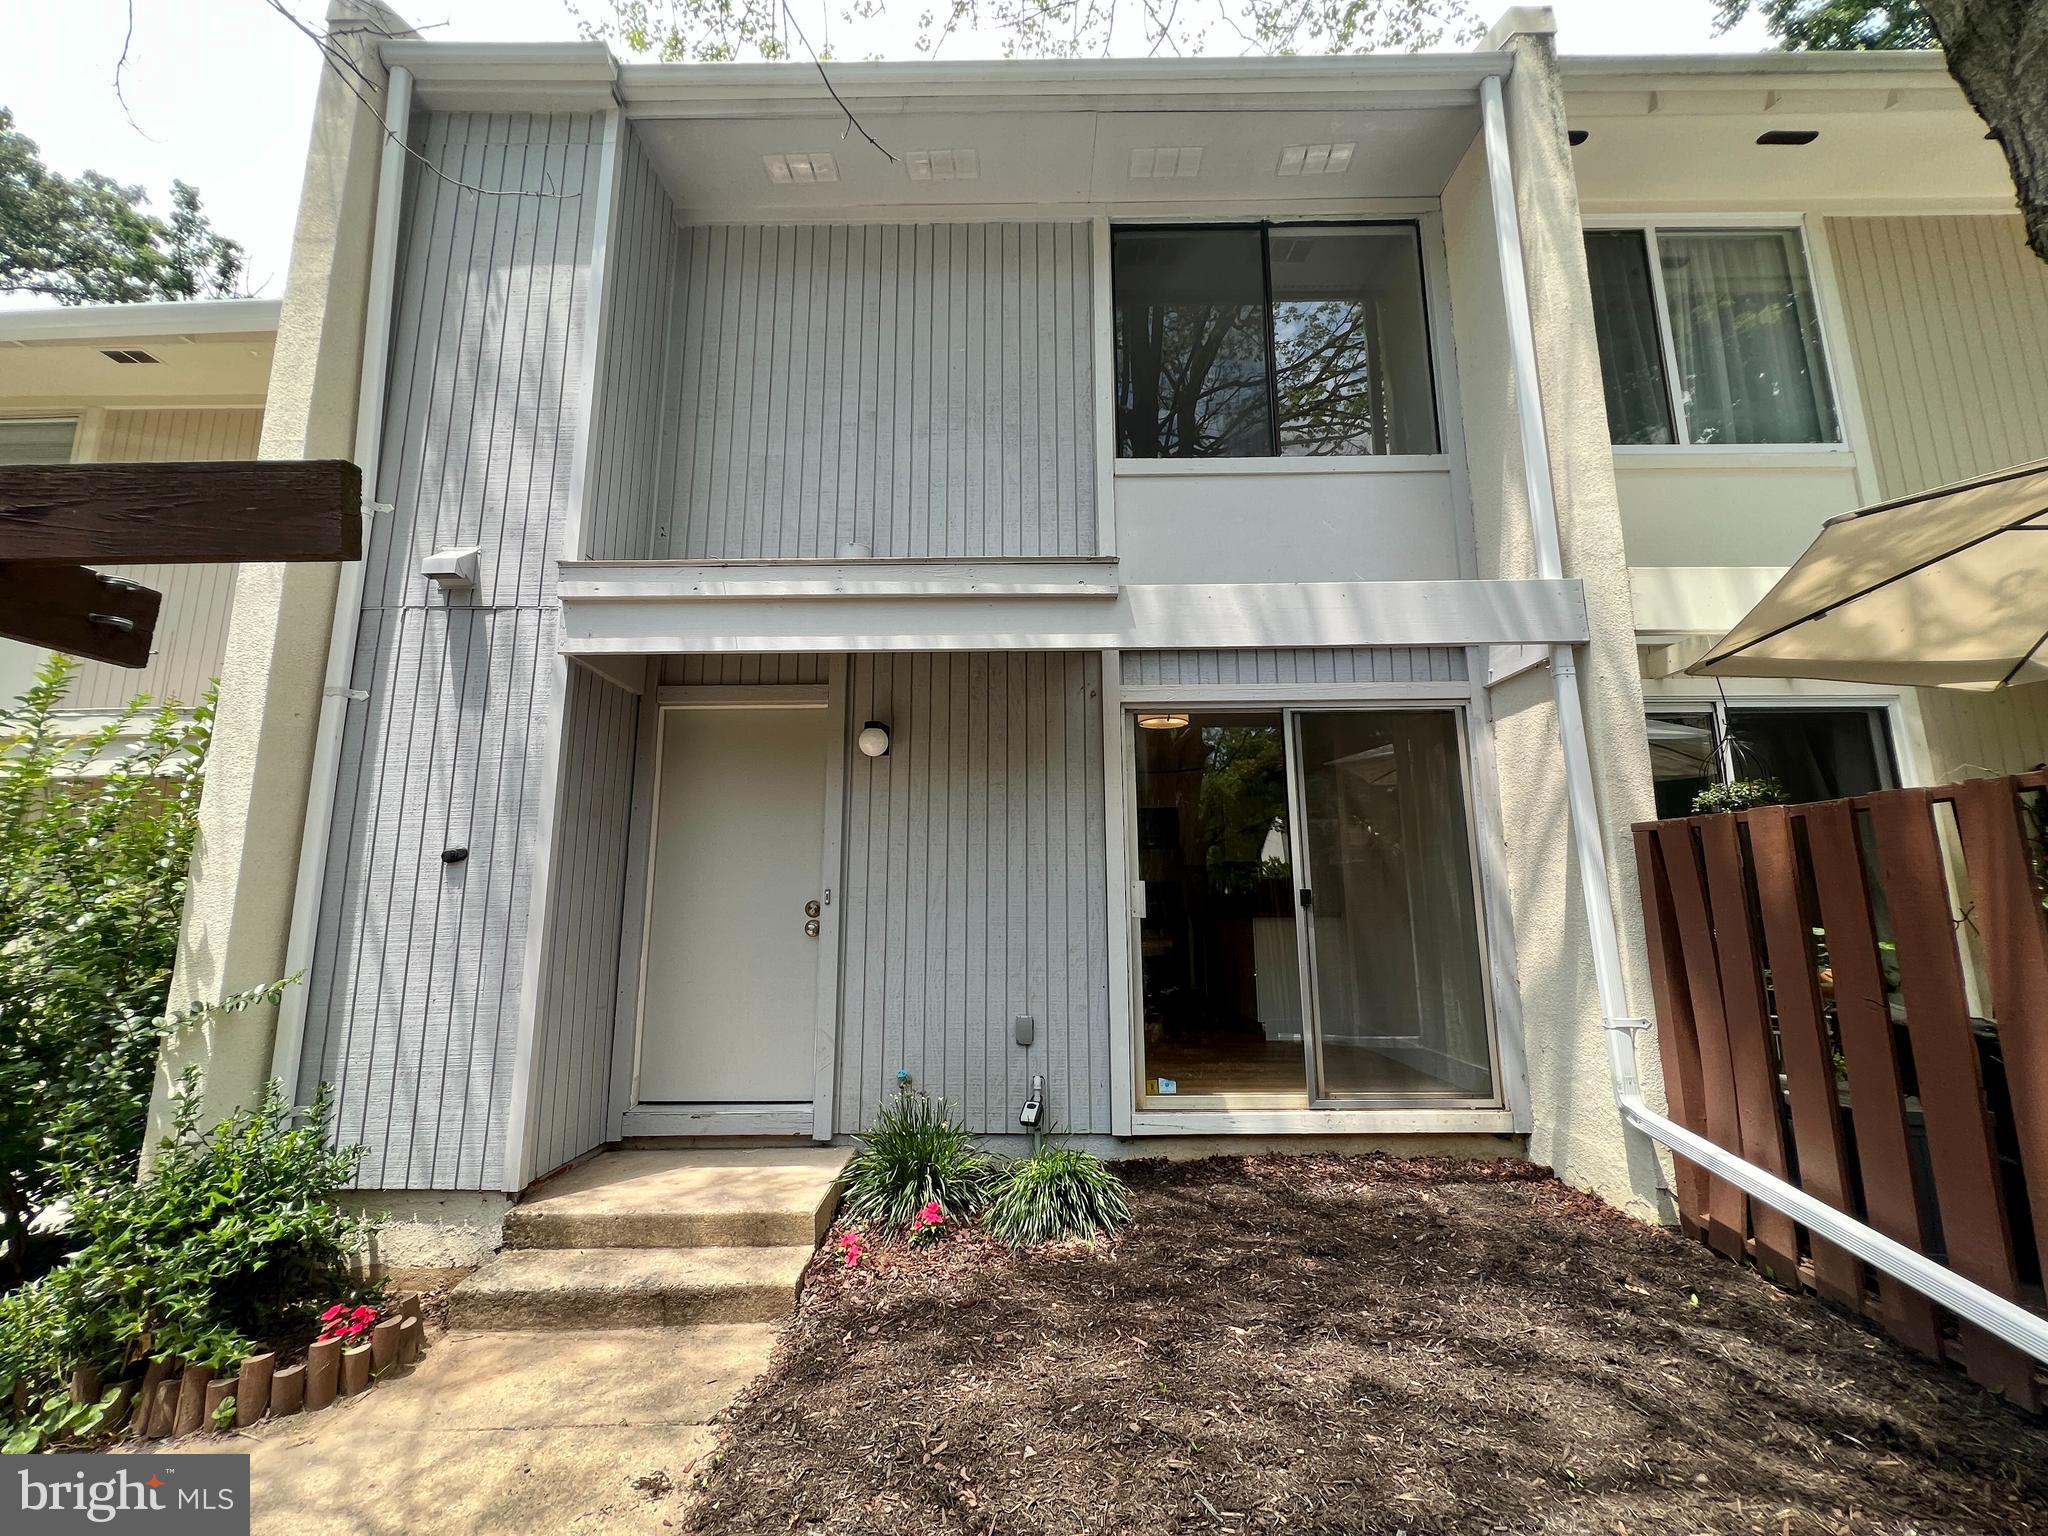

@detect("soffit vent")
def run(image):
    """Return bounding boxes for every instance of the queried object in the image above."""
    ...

[906,149,980,182]
[763,152,839,185]
[1276,142,1355,177]
[101,348,162,364]
[1129,146,1202,180]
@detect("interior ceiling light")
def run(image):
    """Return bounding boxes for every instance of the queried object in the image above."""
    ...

[1755,129,1819,146]
[905,149,980,182]
[1129,146,1202,180]
[1135,711,1191,730]
[1276,142,1355,177]
[763,152,840,185]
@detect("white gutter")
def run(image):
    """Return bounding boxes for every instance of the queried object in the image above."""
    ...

[269,65,413,1098]
[1478,73,2048,1368]
[0,297,282,345]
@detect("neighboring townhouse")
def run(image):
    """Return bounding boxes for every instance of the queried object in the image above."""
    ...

[151,3,2039,1262]
[0,299,278,720]
[1558,51,2048,818]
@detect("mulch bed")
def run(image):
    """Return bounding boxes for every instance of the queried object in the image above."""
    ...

[682,1155,2048,1535]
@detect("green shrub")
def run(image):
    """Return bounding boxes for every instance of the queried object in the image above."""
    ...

[0,1066,370,1432]
[985,1145,1132,1246]
[1691,776,1785,815]
[842,1093,998,1232]
[0,655,213,1281]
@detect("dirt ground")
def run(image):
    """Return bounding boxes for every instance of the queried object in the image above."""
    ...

[682,1155,2048,1536]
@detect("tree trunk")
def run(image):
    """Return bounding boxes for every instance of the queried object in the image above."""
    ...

[1921,0,2048,263]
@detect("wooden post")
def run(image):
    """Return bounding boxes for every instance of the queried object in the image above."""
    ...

[305,1338,340,1411]
[130,1358,173,1440]
[269,1363,306,1418]
[370,1317,401,1374]
[339,1343,372,1397]
[203,1379,234,1431]
[396,1317,422,1365]
[145,1377,179,1440]
[68,1364,101,1405]
[235,1354,276,1428]
[173,1365,214,1437]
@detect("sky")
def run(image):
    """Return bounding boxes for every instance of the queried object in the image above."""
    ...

[0,0,1773,307]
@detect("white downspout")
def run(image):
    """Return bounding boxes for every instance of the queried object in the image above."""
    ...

[1478,74,2048,1366]
[269,64,414,1098]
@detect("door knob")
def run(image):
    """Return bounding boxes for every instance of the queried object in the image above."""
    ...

[804,899,822,918]
[804,918,822,938]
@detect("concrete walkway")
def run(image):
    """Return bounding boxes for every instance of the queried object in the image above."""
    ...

[171,1149,848,1533]
[180,1325,772,1534]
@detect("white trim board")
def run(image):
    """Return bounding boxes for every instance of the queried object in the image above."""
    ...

[560,578,1592,655]
[621,1103,814,1138]
[1129,1108,1518,1136]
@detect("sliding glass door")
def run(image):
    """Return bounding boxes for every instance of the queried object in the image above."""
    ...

[1131,706,1497,1110]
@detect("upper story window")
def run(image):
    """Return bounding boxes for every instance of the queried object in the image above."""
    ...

[1585,226,1840,447]
[1113,223,1440,459]
[0,418,78,465]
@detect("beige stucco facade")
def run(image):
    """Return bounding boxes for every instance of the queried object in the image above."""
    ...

[145,2,405,1147]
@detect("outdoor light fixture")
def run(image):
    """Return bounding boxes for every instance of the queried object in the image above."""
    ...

[858,721,892,758]
[1135,711,1190,730]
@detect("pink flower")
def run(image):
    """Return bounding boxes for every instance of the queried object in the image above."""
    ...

[320,1303,348,1323]
[837,1229,866,1269]
[916,1201,945,1228]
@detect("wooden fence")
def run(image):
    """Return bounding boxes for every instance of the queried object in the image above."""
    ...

[1633,772,2048,1410]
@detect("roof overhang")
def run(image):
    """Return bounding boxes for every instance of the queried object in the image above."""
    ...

[0,298,278,408]
[1561,50,2013,210]
[380,41,1507,217]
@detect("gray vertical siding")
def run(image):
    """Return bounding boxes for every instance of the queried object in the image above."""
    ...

[838,652,1110,1136]
[661,654,829,685]
[656,223,1097,561]
[301,110,607,1190]
[583,125,678,561]
[1120,648,1470,688]
[526,665,640,1178]
[358,111,604,612]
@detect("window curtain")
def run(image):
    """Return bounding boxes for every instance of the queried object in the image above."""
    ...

[1583,231,1675,445]
[1659,231,1840,445]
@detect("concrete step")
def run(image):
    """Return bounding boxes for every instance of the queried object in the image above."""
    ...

[448,1246,814,1331]
[503,1148,847,1251]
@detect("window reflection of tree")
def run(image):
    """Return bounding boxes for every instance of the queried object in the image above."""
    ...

[1117,302,1270,457]
[1274,299,1390,456]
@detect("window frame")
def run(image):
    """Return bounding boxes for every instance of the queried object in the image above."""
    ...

[1642,694,1904,803]
[1583,214,1850,454]
[1110,218,1445,462]
[1122,696,1504,1116]
[0,415,81,465]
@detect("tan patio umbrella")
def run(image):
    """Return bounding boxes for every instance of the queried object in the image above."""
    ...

[1691,459,2048,691]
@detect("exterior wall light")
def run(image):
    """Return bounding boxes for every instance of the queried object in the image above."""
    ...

[858,721,892,757]
[1135,711,1191,730]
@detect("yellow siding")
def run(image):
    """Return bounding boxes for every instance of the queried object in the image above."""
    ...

[64,408,263,712]
[1827,214,2048,498]
[1826,214,2048,778]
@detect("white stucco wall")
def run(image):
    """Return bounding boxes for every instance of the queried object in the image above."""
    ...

[1441,11,1668,1218]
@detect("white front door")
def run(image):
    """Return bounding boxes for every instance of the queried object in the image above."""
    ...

[638,705,829,1103]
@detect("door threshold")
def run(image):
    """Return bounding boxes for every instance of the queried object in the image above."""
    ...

[623,1102,814,1138]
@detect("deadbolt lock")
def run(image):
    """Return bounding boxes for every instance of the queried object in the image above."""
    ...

[804,918,822,938]
[804,899,822,919]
